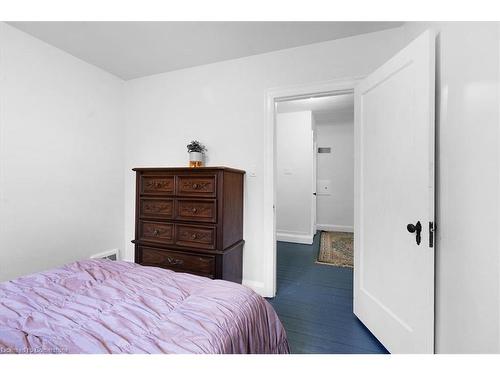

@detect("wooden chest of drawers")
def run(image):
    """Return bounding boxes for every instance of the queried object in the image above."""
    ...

[132,167,245,283]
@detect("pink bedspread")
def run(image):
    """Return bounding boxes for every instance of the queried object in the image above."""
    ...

[0,260,289,354]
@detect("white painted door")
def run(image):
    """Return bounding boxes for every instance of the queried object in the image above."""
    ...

[353,30,435,354]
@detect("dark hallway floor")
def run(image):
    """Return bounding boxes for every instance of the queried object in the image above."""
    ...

[267,232,389,354]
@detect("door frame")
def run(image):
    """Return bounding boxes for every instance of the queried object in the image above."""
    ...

[311,119,317,236]
[263,76,363,297]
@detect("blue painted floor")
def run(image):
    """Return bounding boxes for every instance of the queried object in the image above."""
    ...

[267,232,388,354]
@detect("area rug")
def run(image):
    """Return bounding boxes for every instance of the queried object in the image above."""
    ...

[317,231,354,268]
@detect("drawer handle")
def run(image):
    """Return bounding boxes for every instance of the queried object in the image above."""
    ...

[152,229,160,236]
[191,233,198,240]
[191,207,198,213]
[164,257,184,266]
[192,183,199,189]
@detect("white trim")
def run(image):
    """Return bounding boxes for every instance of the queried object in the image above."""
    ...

[242,279,267,296]
[498,21,500,355]
[311,114,317,238]
[264,76,363,297]
[276,232,314,244]
[316,224,354,233]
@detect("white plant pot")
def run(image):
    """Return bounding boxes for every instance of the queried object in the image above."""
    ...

[189,152,204,167]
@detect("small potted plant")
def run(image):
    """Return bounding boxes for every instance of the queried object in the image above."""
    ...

[186,140,207,168]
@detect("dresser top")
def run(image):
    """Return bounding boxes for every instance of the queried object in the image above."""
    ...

[132,166,245,174]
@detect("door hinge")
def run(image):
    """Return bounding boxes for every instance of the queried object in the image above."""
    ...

[429,221,435,248]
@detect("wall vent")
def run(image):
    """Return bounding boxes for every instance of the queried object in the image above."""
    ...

[90,249,119,261]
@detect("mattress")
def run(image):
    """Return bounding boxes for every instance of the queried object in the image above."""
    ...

[0,259,289,354]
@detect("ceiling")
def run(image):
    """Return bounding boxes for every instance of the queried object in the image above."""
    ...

[8,21,403,80]
[276,94,354,123]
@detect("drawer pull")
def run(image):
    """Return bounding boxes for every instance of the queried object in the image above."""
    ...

[179,178,213,195]
[164,257,184,266]
[152,229,160,236]
[191,207,198,213]
[191,233,198,240]
[147,181,168,189]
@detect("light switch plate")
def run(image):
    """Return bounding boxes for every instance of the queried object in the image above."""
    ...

[249,165,257,177]
[317,179,331,195]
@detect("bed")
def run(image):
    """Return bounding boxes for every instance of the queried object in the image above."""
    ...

[0,259,289,354]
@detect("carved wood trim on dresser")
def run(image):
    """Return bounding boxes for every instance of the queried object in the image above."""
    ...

[132,167,245,283]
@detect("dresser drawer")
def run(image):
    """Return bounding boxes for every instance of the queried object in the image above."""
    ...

[140,175,175,195]
[176,175,216,197]
[175,199,217,223]
[138,221,174,244]
[140,198,174,220]
[175,224,216,249]
[139,246,215,278]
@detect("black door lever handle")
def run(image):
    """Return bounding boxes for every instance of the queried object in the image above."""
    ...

[407,221,422,245]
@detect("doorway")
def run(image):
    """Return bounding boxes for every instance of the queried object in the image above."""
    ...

[263,78,360,299]
[268,91,387,353]
[265,30,436,354]
[275,93,355,261]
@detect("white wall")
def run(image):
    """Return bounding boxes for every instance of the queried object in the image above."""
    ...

[122,27,407,294]
[0,23,125,281]
[316,111,354,232]
[1,21,498,354]
[276,111,314,243]
[399,22,500,354]
[122,22,500,353]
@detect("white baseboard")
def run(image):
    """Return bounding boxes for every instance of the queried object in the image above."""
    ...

[276,232,314,244]
[242,279,268,296]
[316,224,354,233]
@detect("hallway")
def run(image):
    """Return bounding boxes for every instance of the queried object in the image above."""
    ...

[267,233,388,354]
